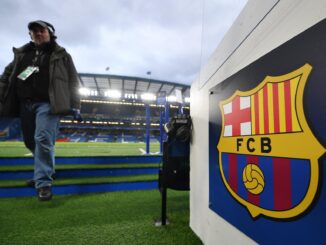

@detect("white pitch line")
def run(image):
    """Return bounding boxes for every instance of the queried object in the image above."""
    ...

[138,148,147,155]
[138,149,161,155]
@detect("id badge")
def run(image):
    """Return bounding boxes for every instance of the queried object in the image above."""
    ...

[17,66,39,81]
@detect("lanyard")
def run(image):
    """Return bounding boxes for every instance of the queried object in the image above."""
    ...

[32,50,43,67]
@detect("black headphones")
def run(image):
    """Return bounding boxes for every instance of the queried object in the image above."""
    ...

[45,22,55,33]
[164,115,192,142]
[28,20,57,40]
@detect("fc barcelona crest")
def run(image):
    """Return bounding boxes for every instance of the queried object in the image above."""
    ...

[217,64,325,219]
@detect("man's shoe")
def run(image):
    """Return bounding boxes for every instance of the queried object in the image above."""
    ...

[27,175,55,188]
[26,179,35,187]
[37,186,52,201]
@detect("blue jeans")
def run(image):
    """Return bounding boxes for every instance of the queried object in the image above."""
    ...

[20,102,60,189]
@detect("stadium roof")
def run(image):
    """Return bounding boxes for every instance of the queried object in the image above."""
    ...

[78,73,190,98]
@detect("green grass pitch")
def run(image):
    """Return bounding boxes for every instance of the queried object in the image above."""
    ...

[0,141,161,157]
[0,143,202,244]
[0,190,202,244]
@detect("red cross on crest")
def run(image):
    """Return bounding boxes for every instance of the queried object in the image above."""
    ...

[223,96,251,137]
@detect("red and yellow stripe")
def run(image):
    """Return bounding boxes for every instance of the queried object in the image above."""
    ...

[251,77,301,135]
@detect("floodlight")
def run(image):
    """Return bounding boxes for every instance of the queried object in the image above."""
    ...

[79,87,91,96]
[90,90,98,96]
[141,93,156,101]
[105,89,121,99]
[175,89,183,103]
[167,96,177,102]
[124,93,138,99]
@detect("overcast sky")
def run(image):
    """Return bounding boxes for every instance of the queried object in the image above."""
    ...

[0,0,247,85]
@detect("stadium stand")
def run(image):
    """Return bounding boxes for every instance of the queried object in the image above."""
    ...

[0,73,190,143]
[61,73,190,143]
[0,118,22,141]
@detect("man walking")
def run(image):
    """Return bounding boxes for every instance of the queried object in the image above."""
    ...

[0,20,81,201]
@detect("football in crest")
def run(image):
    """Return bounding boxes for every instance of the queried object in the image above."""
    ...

[242,164,265,195]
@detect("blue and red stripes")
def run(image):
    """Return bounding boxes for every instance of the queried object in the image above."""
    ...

[221,153,310,211]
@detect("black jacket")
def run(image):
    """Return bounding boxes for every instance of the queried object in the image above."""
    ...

[0,42,81,117]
